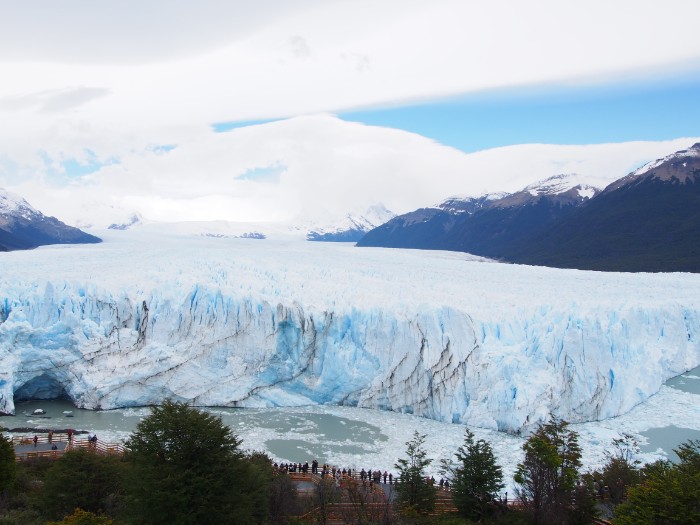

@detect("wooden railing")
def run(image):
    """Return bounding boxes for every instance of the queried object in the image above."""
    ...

[70,438,126,456]
[12,433,70,447]
[13,433,125,461]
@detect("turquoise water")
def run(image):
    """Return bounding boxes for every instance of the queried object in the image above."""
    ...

[639,364,700,461]
[639,426,700,462]
[665,364,700,395]
[2,400,389,466]
[2,364,699,469]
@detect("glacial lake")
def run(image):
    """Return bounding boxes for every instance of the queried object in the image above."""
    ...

[2,364,700,486]
[639,364,700,461]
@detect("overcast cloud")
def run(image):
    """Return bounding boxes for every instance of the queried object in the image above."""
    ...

[1,0,699,225]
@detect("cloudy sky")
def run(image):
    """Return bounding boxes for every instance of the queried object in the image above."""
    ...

[1,0,700,226]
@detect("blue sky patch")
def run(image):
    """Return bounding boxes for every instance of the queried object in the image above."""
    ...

[36,149,120,183]
[61,149,119,178]
[238,164,286,183]
[212,118,281,133]
[338,72,700,152]
[150,144,177,155]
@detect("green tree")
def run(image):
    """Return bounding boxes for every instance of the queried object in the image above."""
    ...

[313,475,342,525]
[441,429,504,521]
[268,471,300,525]
[614,440,700,525]
[46,508,114,525]
[514,417,593,525]
[38,449,124,521]
[124,399,266,525]
[593,433,641,507]
[394,431,436,516]
[244,450,277,525]
[0,434,16,495]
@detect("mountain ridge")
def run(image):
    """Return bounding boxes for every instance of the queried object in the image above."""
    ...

[0,188,101,251]
[358,144,700,272]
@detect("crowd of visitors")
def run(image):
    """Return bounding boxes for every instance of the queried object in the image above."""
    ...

[274,461,396,485]
[272,459,451,490]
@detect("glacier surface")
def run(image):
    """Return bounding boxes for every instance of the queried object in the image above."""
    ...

[1,230,699,433]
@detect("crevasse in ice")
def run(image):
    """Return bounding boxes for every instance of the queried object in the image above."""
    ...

[1,232,698,434]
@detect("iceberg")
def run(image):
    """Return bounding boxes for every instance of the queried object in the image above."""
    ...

[1,231,699,434]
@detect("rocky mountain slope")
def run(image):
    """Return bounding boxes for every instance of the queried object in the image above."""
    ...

[507,143,700,272]
[0,188,101,251]
[360,144,700,272]
[306,204,395,242]
[358,174,600,257]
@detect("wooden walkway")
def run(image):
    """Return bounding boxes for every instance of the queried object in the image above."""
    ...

[288,471,458,524]
[12,433,125,461]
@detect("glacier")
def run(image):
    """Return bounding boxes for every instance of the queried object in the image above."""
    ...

[1,230,699,434]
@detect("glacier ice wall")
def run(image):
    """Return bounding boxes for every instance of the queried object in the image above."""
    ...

[1,234,699,433]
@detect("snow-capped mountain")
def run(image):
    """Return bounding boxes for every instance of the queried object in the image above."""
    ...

[437,193,509,214]
[1,231,698,434]
[609,142,700,190]
[107,213,144,231]
[360,144,700,272]
[485,173,601,209]
[525,173,603,197]
[101,204,395,243]
[508,143,700,272]
[0,188,101,251]
[358,173,601,255]
[306,204,395,242]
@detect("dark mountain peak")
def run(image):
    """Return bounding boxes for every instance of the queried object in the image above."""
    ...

[395,207,447,226]
[608,143,700,192]
[436,192,509,215]
[0,187,101,251]
[108,213,143,230]
[305,203,395,242]
[489,174,600,209]
[0,188,39,222]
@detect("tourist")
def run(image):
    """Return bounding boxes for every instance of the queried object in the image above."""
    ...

[33,434,38,447]
[383,471,388,483]
[389,473,393,484]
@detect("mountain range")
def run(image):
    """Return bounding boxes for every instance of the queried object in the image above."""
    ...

[0,189,101,252]
[358,143,700,273]
[101,204,395,243]
[306,204,395,242]
[3,142,699,272]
